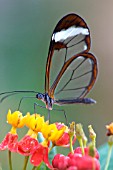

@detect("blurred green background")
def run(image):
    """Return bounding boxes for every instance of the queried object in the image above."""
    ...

[0,0,113,169]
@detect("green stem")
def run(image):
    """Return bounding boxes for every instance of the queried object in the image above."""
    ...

[79,138,84,155]
[104,145,113,170]
[32,166,41,170]
[49,143,54,153]
[8,150,13,170]
[70,135,74,153]
[32,166,37,170]
[22,156,29,170]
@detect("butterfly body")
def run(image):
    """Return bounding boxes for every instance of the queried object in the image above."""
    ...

[36,93,54,110]
[36,92,96,111]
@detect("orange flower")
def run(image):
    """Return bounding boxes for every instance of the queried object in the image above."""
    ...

[106,122,113,136]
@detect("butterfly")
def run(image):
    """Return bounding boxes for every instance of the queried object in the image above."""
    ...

[0,13,98,118]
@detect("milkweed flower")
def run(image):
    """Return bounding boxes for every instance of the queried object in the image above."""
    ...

[68,142,100,169]
[41,122,76,147]
[0,109,26,152]
[74,147,99,160]
[52,152,100,170]
[0,110,101,170]
[106,122,113,136]
[17,112,53,169]
[25,112,45,133]
[7,109,26,129]
[54,122,76,147]
[17,134,39,156]
[17,113,45,156]
[52,124,100,170]
[0,132,18,152]
[68,153,100,170]
[30,142,53,169]
[104,122,113,170]
[41,122,66,142]
[52,154,70,170]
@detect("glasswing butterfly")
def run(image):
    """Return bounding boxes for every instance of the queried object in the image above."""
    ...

[0,13,98,119]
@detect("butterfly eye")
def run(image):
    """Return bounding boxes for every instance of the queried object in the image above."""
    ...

[36,93,44,100]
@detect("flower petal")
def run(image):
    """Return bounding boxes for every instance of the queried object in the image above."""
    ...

[30,144,53,169]
[18,135,39,156]
[0,132,18,152]
[7,110,26,128]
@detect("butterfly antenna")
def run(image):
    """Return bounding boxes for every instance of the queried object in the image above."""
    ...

[0,90,38,103]
[0,93,18,103]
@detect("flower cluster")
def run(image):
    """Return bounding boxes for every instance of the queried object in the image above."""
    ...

[0,110,76,170]
[1,111,113,169]
[52,147,100,170]
[52,124,100,170]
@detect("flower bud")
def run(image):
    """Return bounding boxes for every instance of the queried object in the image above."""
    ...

[52,154,69,170]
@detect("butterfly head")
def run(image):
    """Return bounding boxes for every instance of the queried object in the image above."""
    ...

[36,93,44,100]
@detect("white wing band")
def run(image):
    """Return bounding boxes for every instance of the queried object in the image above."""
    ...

[52,26,89,42]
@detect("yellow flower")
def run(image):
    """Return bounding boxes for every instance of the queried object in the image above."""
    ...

[41,122,66,143]
[106,122,113,135]
[25,112,45,132]
[7,109,26,128]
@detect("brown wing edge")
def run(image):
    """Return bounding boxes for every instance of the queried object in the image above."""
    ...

[49,53,98,99]
[45,13,91,94]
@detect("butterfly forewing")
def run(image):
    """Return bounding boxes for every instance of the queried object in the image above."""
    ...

[45,13,97,102]
[45,13,91,96]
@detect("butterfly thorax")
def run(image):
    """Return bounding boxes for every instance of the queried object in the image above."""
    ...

[36,93,54,110]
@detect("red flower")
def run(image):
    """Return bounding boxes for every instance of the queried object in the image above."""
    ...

[52,154,70,170]
[17,135,39,156]
[74,147,99,159]
[0,132,18,152]
[66,166,77,170]
[30,143,53,169]
[52,152,100,170]
[55,122,65,130]
[68,153,100,170]
[54,123,76,147]
[55,132,70,146]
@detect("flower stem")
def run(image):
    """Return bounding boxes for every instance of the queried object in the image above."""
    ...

[104,145,113,170]
[79,138,84,155]
[69,122,75,153]
[32,166,37,170]
[22,156,29,170]
[8,150,13,170]
[49,143,54,153]
[70,135,74,153]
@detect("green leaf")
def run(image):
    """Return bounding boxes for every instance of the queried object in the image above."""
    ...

[36,162,47,170]
[98,143,113,170]
[45,146,57,170]
[49,146,57,163]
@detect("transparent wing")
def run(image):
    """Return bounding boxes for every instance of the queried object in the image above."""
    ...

[45,13,91,96]
[49,53,97,100]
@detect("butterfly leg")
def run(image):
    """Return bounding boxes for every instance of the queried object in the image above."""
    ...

[34,102,47,112]
[34,102,51,122]
[52,108,68,125]
[47,109,50,122]
[18,96,36,110]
